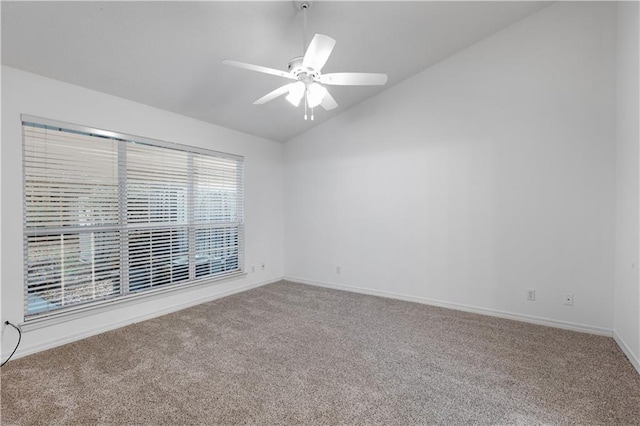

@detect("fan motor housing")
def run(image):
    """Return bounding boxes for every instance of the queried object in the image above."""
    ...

[288,57,317,81]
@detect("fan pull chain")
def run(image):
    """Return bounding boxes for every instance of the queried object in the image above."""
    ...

[304,93,308,120]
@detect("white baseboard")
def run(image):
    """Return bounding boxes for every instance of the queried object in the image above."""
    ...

[285,276,613,337]
[613,332,640,376]
[9,277,282,360]
[10,276,631,374]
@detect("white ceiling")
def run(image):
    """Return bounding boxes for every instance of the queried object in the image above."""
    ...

[2,1,550,142]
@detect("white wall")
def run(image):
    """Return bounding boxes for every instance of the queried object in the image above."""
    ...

[284,2,617,334]
[614,1,640,371]
[1,66,284,358]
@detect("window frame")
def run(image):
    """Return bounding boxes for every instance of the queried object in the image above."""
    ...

[21,115,245,323]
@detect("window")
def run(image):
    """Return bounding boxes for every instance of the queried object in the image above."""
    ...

[23,117,244,318]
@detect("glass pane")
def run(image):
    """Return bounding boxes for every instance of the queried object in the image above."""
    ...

[127,144,188,224]
[193,154,242,223]
[24,126,119,228]
[26,231,121,315]
[194,226,240,278]
[128,227,189,292]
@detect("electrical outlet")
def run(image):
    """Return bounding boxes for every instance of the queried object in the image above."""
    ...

[336,266,341,274]
[261,262,265,271]
[251,265,255,273]
[526,289,536,301]
[564,294,574,306]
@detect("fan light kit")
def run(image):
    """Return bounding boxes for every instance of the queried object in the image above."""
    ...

[223,1,388,120]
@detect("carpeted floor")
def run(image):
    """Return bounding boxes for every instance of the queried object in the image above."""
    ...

[1,281,639,425]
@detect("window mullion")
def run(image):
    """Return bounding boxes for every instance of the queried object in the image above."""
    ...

[187,152,195,280]
[237,160,245,273]
[118,140,129,296]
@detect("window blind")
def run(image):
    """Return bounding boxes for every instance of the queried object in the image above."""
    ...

[23,118,244,318]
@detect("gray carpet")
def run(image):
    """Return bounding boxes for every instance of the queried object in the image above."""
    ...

[1,280,639,425]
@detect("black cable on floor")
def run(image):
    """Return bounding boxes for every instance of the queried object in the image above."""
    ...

[1,321,22,367]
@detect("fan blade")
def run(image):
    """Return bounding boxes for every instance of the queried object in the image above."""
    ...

[254,83,294,105]
[319,72,388,86]
[302,34,336,72]
[320,91,338,111]
[222,59,295,80]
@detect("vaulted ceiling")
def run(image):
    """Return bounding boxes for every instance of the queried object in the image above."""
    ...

[2,1,550,142]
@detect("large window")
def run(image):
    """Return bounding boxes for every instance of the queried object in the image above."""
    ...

[22,117,244,318]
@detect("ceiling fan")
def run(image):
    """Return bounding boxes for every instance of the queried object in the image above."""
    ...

[222,1,388,120]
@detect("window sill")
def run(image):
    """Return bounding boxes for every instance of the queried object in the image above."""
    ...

[21,271,247,332]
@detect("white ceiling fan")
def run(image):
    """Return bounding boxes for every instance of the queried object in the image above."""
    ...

[222,1,388,120]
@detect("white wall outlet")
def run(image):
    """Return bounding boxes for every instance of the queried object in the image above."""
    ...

[526,289,536,301]
[564,294,574,306]
[261,262,265,271]
[336,266,341,274]
[251,265,255,273]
